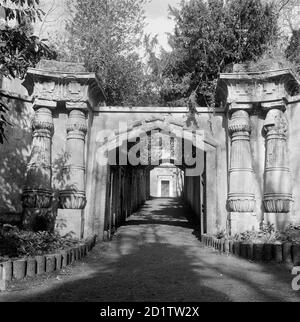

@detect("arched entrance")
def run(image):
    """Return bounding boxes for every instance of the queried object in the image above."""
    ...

[84,117,220,240]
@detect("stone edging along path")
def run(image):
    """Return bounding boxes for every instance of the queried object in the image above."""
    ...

[202,234,300,266]
[0,236,97,291]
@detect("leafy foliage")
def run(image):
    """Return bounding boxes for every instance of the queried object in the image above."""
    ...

[1,0,45,24]
[0,0,56,144]
[159,0,278,107]
[0,0,56,78]
[0,224,79,259]
[0,98,11,144]
[232,223,300,244]
[54,0,147,106]
[286,29,300,65]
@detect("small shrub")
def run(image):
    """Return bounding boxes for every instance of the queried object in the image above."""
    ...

[232,224,281,243]
[0,224,80,261]
[215,229,228,240]
[281,224,300,244]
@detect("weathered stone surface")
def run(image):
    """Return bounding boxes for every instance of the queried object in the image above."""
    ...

[0,280,7,291]
[3,63,300,242]
[227,110,255,215]
[13,259,26,280]
[36,256,45,275]
[22,106,54,230]
[263,244,273,261]
[1,261,12,281]
[26,258,37,278]
[253,243,264,261]
[273,243,283,263]
[36,60,86,73]
[45,255,56,273]
[59,109,87,210]
[282,242,293,263]
[55,209,83,239]
[263,109,292,213]
[292,244,300,266]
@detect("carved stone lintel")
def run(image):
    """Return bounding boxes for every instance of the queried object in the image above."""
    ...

[261,100,286,113]
[59,191,86,210]
[33,99,57,110]
[66,101,89,110]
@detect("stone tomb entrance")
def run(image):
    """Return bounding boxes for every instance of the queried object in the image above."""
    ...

[86,117,219,240]
[18,60,300,241]
[20,61,224,240]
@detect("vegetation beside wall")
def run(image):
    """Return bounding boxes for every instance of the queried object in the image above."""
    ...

[0,224,79,261]
[215,224,300,244]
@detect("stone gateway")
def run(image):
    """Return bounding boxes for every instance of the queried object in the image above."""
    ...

[1,60,300,240]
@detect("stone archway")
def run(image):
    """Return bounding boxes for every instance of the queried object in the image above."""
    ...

[84,117,220,240]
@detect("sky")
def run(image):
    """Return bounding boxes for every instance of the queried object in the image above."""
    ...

[144,0,181,51]
[34,0,180,52]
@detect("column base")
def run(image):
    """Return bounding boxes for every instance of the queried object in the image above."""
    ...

[22,208,56,232]
[264,213,292,232]
[55,209,83,239]
[229,212,259,235]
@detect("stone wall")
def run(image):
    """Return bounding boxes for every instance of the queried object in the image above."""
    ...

[286,101,300,226]
[0,78,34,217]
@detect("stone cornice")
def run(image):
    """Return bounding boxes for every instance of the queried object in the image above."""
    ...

[220,68,299,81]
[25,68,97,80]
[94,106,226,114]
[218,68,300,109]
[22,61,106,111]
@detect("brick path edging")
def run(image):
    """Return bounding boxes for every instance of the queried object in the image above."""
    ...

[202,234,300,266]
[0,235,97,291]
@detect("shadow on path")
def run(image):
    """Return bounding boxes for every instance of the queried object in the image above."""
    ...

[0,198,300,302]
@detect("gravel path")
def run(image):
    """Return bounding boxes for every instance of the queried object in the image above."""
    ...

[1,198,300,302]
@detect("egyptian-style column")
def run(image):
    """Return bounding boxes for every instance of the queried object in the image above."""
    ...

[263,108,292,213]
[22,104,54,228]
[227,110,255,212]
[59,107,88,209]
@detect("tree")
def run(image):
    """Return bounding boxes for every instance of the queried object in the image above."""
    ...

[159,0,278,107]
[286,29,300,65]
[55,0,148,106]
[0,0,56,143]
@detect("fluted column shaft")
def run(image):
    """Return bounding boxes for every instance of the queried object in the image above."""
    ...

[263,109,292,213]
[59,109,87,209]
[227,110,255,212]
[22,107,54,209]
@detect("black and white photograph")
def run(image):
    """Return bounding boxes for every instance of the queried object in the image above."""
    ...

[0,0,300,308]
